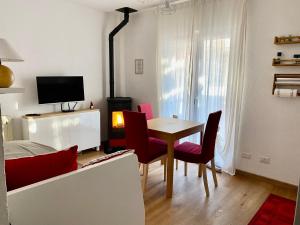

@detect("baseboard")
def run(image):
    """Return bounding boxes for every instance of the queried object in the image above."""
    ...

[235,169,298,191]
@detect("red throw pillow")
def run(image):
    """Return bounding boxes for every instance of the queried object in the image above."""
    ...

[5,145,78,191]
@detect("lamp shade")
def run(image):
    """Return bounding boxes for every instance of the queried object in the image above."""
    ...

[0,39,23,62]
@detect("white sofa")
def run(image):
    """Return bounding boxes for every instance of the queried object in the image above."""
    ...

[7,153,144,225]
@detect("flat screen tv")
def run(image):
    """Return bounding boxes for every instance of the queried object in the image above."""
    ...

[36,76,85,104]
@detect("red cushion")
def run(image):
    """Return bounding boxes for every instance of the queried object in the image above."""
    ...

[174,142,204,164]
[148,137,167,161]
[148,138,179,148]
[5,145,78,191]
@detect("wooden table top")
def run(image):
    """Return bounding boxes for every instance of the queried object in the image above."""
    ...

[147,117,204,136]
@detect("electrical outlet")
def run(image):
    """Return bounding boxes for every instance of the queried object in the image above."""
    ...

[260,157,271,164]
[241,152,252,159]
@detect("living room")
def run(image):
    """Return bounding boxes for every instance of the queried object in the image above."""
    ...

[0,0,299,224]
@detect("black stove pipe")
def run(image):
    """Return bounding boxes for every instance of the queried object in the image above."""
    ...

[109,7,137,98]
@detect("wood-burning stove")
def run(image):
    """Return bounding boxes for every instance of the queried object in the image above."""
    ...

[105,7,137,154]
[106,97,132,153]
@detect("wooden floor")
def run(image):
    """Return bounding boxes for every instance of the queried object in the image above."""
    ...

[78,150,297,225]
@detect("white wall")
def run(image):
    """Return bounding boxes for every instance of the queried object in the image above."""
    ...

[0,0,107,140]
[121,10,159,115]
[237,0,300,185]
[120,1,300,185]
[0,1,107,224]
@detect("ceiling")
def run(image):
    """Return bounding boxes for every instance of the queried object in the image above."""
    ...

[70,0,163,12]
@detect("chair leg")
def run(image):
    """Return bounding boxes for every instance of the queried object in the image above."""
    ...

[143,164,149,192]
[139,163,144,176]
[201,164,210,197]
[163,158,167,181]
[184,162,188,176]
[198,164,202,177]
[141,163,145,176]
[176,159,178,170]
[211,159,218,187]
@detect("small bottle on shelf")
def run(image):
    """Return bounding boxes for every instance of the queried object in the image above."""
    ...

[277,51,282,60]
[90,101,94,110]
[274,52,282,65]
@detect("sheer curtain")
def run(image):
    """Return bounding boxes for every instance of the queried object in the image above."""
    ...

[157,1,195,120]
[157,0,247,174]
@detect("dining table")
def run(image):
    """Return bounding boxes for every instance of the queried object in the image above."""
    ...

[147,117,205,198]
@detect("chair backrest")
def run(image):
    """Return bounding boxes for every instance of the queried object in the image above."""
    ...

[201,111,222,163]
[123,111,149,163]
[137,103,153,120]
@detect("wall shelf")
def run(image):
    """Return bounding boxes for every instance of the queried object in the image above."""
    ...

[272,74,300,96]
[274,36,300,45]
[0,88,24,94]
[272,58,300,66]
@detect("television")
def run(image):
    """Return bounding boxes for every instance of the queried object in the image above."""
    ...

[36,76,85,104]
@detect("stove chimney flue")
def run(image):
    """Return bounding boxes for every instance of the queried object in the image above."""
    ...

[109,7,137,98]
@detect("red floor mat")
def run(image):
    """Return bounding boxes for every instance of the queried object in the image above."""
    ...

[248,194,296,225]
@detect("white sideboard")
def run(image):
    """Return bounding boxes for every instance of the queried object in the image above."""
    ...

[22,109,101,152]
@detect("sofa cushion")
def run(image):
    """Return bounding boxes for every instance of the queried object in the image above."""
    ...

[5,145,78,191]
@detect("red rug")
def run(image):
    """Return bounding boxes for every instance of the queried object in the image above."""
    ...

[248,194,296,225]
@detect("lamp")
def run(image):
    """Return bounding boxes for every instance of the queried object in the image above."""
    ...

[160,0,176,15]
[0,39,23,88]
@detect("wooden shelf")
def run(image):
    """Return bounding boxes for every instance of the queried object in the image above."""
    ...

[275,83,300,86]
[272,74,300,96]
[0,88,24,94]
[272,58,300,66]
[274,36,300,45]
[23,109,99,119]
[273,64,300,67]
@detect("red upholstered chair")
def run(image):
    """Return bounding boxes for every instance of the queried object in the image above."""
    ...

[123,110,167,192]
[174,111,222,197]
[137,103,180,167]
[137,103,154,120]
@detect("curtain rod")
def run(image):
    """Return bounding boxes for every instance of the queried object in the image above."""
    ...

[134,0,192,14]
[109,0,191,16]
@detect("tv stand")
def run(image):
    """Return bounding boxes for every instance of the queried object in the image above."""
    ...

[22,109,101,152]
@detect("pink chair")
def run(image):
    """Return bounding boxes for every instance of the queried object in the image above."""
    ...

[137,103,154,120]
[123,110,167,192]
[137,103,180,168]
[174,111,222,197]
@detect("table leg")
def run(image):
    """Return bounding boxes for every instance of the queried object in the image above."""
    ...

[166,139,174,198]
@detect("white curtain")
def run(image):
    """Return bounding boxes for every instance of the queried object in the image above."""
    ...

[157,0,247,175]
[157,1,195,120]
